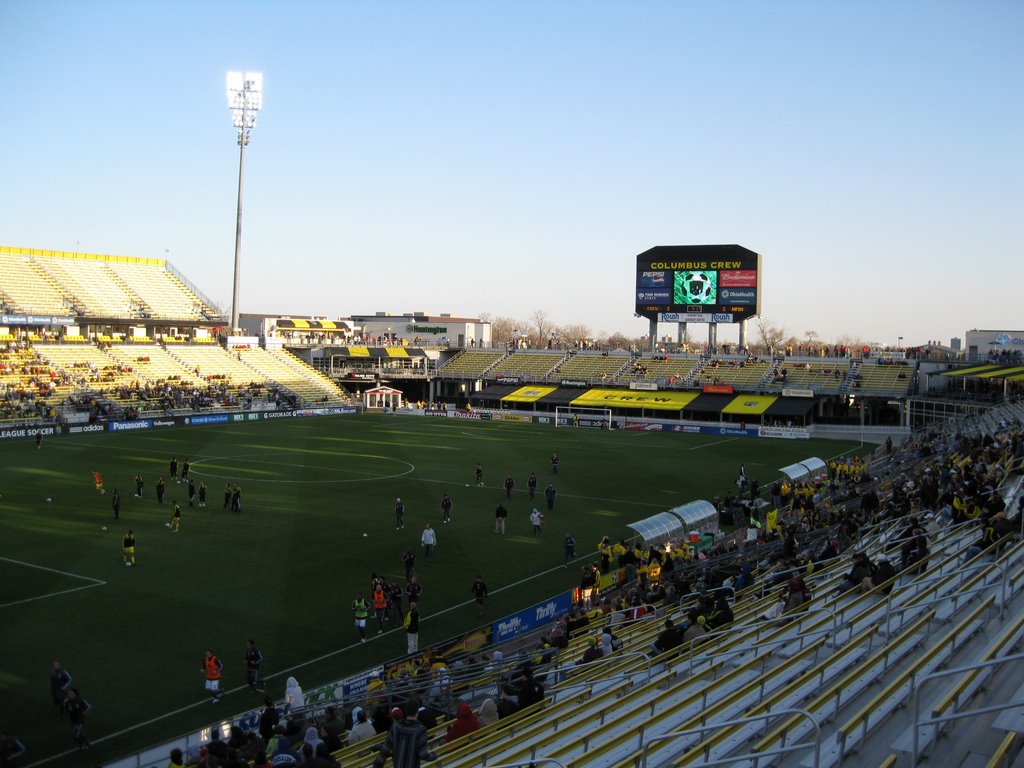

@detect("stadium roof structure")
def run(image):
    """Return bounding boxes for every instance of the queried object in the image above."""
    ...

[276,318,351,331]
[330,346,426,357]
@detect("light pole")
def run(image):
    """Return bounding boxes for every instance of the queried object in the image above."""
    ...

[226,71,263,333]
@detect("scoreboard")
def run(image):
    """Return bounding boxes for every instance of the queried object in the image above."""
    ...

[635,244,761,323]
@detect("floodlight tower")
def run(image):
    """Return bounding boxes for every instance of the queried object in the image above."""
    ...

[226,71,263,333]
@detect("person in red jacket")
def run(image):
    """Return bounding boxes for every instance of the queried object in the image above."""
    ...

[445,702,481,744]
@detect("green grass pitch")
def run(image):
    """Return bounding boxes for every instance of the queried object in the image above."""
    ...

[0,414,862,765]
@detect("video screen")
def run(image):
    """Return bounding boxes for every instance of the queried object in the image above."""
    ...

[673,270,718,306]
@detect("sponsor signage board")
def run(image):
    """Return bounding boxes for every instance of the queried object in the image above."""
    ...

[495,376,521,384]
[656,312,733,323]
[718,270,758,287]
[702,384,734,394]
[493,591,573,642]
[781,388,815,398]
[560,379,588,388]
[188,414,230,425]
[629,381,658,391]
[758,426,810,439]
[108,420,153,431]
[0,425,60,440]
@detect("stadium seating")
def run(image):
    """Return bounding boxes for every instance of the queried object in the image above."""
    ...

[696,357,773,389]
[554,352,632,381]
[437,351,507,378]
[769,359,850,394]
[848,361,917,396]
[0,248,218,321]
[488,351,564,380]
[32,255,141,318]
[624,355,702,385]
[238,347,354,405]
[0,252,73,314]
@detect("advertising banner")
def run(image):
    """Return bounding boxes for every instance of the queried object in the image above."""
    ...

[108,420,153,432]
[187,414,230,425]
[493,591,573,643]
[0,424,60,440]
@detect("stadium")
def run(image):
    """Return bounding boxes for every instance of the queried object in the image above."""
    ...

[2,239,1024,768]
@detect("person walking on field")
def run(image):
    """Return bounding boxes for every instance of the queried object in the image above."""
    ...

[352,592,370,643]
[544,483,557,512]
[475,463,484,487]
[440,494,453,524]
[122,530,137,567]
[62,688,91,750]
[421,523,437,562]
[494,504,508,534]
[394,498,405,530]
[112,488,120,520]
[527,472,538,500]
[530,509,543,536]
[471,575,489,616]
[504,475,515,500]
[551,452,559,474]
[244,639,265,692]
[202,649,225,702]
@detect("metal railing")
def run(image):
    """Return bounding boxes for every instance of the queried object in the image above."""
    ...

[910,651,1024,767]
[638,708,821,768]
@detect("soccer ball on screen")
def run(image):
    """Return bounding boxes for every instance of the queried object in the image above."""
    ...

[677,270,717,305]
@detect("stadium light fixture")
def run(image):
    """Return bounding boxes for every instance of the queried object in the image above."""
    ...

[226,71,263,333]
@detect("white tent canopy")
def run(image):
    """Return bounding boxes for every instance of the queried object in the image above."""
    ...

[626,512,684,548]
[669,500,718,533]
[779,457,827,483]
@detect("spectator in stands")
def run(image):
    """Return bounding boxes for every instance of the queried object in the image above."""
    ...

[258,697,280,743]
[706,593,735,629]
[680,609,708,645]
[836,552,873,594]
[868,555,897,594]
[496,685,520,719]
[477,698,498,727]
[284,676,305,713]
[515,665,545,709]
[167,747,185,768]
[348,707,376,745]
[373,699,437,768]
[579,635,604,664]
[652,618,683,655]
[444,702,481,744]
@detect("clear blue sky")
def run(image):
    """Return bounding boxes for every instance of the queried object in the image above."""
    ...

[1,1,1020,347]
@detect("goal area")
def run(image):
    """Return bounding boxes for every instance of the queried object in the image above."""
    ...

[555,405,612,429]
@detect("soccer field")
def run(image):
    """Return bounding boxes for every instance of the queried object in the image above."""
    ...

[0,414,862,765]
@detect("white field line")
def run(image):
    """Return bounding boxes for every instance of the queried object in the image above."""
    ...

[0,555,107,609]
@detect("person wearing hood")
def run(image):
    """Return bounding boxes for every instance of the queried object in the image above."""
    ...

[476,698,498,727]
[444,702,481,744]
[303,726,324,756]
[284,677,305,712]
[348,707,376,744]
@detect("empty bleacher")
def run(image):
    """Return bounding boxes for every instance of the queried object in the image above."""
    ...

[238,347,353,405]
[850,361,917,396]
[553,352,632,381]
[33,255,142,318]
[696,357,773,389]
[0,252,74,315]
[489,351,563,380]
[437,350,507,378]
[769,359,850,394]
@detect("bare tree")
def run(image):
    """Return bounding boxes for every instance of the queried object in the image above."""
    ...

[557,323,592,346]
[529,310,551,345]
[485,315,521,347]
[755,317,788,355]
